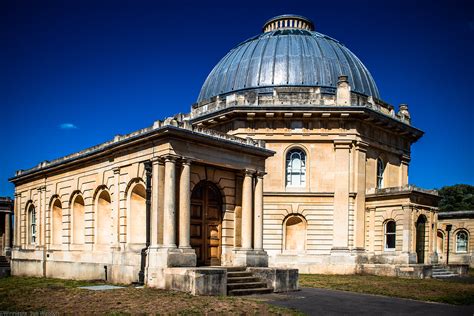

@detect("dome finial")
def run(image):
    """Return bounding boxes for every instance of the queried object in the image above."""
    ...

[263,14,315,33]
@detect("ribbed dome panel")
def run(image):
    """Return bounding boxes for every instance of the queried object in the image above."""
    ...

[197,29,379,102]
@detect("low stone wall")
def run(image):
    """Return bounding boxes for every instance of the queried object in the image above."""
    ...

[356,263,469,278]
[248,267,298,292]
[162,267,227,296]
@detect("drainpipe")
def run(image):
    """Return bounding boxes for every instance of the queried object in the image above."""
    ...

[138,161,152,285]
[446,224,452,265]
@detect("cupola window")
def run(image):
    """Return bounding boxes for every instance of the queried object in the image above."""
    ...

[376,158,384,189]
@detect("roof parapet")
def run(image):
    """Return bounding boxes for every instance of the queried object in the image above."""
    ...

[12,114,266,179]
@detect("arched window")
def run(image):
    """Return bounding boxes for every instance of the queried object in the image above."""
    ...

[284,215,306,252]
[384,220,396,250]
[52,199,62,245]
[456,230,468,253]
[28,205,37,244]
[286,148,306,187]
[376,158,384,189]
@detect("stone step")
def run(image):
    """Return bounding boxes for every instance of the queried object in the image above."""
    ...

[227,276,260,284]
[228,287,274,296]
[227,282,268,291]
[433,272,458,276]
[227,271,253,278]
[223,266,246,272]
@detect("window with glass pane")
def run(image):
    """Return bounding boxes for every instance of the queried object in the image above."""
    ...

[456,231,468,253]
[385,220,396,250]
[377,158,384,189]
[29,206,36,244]
[286,149,306,187]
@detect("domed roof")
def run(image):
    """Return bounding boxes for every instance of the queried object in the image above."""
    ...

[197,15,380,103]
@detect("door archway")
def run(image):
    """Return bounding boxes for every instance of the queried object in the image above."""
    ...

[416,215,427,264]
[190,181,223,266]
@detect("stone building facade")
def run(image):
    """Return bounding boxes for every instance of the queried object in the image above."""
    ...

[437,211,474,267]
[10,14,445,292]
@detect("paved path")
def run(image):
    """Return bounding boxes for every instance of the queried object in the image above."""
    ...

[259,288,474,315]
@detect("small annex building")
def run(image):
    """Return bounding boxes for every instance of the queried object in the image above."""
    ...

[9,14,456,294]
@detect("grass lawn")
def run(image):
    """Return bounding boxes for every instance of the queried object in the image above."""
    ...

[0,276,297,315]
[300,274,474,305]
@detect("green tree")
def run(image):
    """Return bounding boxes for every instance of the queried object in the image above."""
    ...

[438,184,474,212]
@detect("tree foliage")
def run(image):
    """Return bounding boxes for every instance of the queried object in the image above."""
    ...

[438,184,474,212]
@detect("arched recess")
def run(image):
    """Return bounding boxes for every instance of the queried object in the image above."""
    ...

[415,214,427,264]
[127,182,146,244]
[95,190,112,245]
[72,194,85,244]
[51,199,63,245]
[283,214,307,253]
[437,230,445,258]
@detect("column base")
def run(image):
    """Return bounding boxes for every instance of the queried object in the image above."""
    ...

[232,249,268,267]
[147,246,196,268]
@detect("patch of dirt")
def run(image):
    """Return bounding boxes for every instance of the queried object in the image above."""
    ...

[0,284,294,314]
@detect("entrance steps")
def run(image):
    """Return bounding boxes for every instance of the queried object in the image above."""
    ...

[432,265,459,278]
[224,267,273,296]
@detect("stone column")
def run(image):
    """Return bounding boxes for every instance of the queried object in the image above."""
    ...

[163,156,177,248]
[5,212,11,255]
[332,140,352,251]
[241,169,254,250]
[179,159,192,249]
[253,172,264,251]
[354,141,368,250]
[150,157,160,247]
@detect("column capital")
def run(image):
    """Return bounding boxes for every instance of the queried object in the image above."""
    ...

[401,154,411,164]
[333,139,353,150]
[255,171,266,178]
[355,141,369,152]
[180,157,194,165]
[112,167,120,174]
[37,186,46,192]
[162,154,179,163]
[244,169,256,177]
[150,156,163,165]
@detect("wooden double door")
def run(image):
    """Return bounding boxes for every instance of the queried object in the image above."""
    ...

[190,182,222,266]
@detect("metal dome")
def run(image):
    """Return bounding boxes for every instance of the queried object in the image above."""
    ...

[197,15,380,103]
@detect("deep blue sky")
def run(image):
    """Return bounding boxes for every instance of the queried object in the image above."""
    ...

[1,0,473,197]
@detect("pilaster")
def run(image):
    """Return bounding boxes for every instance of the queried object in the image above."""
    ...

[332,140,351,252]
[354,141,368,251]
[112,167,121,248]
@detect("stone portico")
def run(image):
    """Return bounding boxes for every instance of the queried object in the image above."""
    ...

[10,121,299,294]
